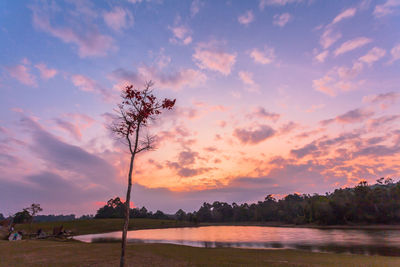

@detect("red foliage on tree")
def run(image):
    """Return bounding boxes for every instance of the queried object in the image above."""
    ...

[110,81,175,267]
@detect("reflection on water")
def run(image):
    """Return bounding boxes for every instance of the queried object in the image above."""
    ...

[74,226,400,256]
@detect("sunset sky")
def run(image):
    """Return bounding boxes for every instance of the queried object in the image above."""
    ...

[1,0,400,216]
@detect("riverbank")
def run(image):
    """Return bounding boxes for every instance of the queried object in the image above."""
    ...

[201,221,400,230]
[14,218,196,236]
[1,240,399,267]
[14,218,400,237]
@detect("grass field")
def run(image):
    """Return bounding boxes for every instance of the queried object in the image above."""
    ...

[7,219,400,266]
[1,240,400,267]
[14,218,196,236]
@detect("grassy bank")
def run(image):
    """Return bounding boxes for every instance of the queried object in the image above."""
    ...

[1,240,399,267]
[14,218,400,238]
[14,218,196,236]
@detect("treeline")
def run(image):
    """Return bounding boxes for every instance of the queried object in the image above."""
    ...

[96,178,400,225]
[95,197,170,220]
[34,214,76,222]
[184,178,400,225]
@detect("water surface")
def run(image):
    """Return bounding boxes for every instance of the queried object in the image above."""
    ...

[74,226,400,256]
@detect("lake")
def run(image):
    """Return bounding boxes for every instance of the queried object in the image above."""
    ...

[74,226,400,256]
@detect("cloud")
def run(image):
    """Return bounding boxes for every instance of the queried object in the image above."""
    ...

[251,107,281,121]
[0,171,118,215]
[313,58,371,97]
[260,0,303,9]
[31,5,115,57]
[234,125,275,144]
[103,7,134,32]
[193,42,236,75]
[273,13,292,27]
[238,10,254,25]
[363,91,400,104]
[53,114,94,142]
[331,8,357,25]
[71,74,111,99]
[318,7,358,51]
[249,46,275,64]
[169,24,192,45]
[71,74,96,92]
[334,37,372,56]
[191,0,204,17]
[306,104,325,113]
[53,118,82,141]
[312,75,336,96]
[21,117,117,185]
[374,0,400,17]
[321,108,374,125]
[315,50,329,63]
[165,148,212,178]
[238,71,255,85]
[178,150,199,165]
[367,115,400,130]
[291,142,318,158]
[154,48,171,69]
[111,65,206,91]
[35,63,57,80]
[354,143,400,157]
[359,47,386,65]
[238,71,259,92]
[320,28,342,49]
[363,92,400,109]
[389,43,400,64]
[6,64,37,87]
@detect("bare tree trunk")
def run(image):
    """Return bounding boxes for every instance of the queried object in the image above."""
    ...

[120,154,135,267]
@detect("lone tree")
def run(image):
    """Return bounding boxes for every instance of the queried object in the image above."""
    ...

[110,81,175,267]
[13,203,42,225]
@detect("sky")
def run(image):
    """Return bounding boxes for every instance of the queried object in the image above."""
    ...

[0,0,400,216]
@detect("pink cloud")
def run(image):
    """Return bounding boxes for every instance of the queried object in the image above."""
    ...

[315,50,329,63]
[239,71,255,85]
[389,43,400,64]
[32,7,115,57]
[374,0,400,17]
[249,46,275,64]
[6,64,37,87]
[249,107,280,121]
[320,28,342,49]
[363,92,400,109]
[238,71,259,92]
[331,8,357,25]
[313,60,367,97]
[238,10,254,25]
[313,75,335,96]
[190,0,204,17]
[234,125,275,145]
[260,0,303,9]
[334,37,372,56]
[53,118,82,141]
[103,7,134,32]
[321,108,374,125]
[169,24,192,45]
[71,75,97,92]
[111,65,206,91]
[359,47,386,65]
[53,113,95,141]
[273,13,292,27]
[71,74,112,100]
[35,63,57,80]
[193,42,236,75]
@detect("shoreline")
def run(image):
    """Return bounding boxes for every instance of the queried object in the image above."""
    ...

[198,222,400,230]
